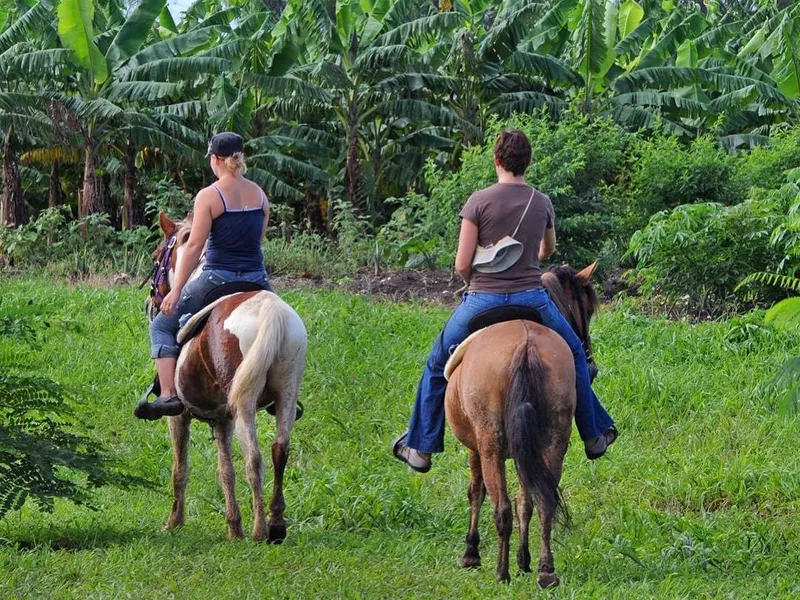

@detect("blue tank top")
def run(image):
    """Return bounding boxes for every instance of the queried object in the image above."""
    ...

[204,184,266,273]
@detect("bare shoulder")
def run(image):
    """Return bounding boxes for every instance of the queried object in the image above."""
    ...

[196,185,220,202]
[244,178,268,199]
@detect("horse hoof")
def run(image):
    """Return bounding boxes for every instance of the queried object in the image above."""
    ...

[162,519,183,532]
[460,554,481,569]
[267,522,287,544]
[538,572,560,589]
[228,527,244,541]
[496,572,510,584]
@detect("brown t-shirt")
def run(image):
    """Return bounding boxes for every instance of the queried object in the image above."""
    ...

[460,183,555,293]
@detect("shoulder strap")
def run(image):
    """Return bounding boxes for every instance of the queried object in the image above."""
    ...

[511,188,536,239]
[211,184,228,212]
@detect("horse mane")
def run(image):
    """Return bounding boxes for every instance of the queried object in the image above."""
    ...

[542,264,600,316]
[174,219,193,247]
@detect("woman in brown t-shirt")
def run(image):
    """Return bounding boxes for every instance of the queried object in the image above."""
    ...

[393,129,617,473]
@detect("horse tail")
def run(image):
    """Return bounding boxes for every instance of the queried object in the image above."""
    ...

[505,331,568,525]
[228,293,287,417]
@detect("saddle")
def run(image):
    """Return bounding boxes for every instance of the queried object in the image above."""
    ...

[176,281,269,345]
[142,281,303,420]
[444,306,544,381]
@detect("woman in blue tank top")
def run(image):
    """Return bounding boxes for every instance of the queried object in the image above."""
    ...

[136,132,273,420]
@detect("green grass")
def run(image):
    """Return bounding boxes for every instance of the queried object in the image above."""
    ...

[1,278,800,599]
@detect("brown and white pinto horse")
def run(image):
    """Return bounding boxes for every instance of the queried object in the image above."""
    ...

[444,263,600,587]
[149,212,307,543]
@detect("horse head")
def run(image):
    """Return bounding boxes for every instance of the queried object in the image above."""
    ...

[145,212,193,320]
[543,262,600,381]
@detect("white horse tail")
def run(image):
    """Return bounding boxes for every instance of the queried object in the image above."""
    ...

[228,293,287,418]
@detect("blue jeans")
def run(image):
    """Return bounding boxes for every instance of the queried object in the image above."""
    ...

[149,268,272,359]
[406,288,614,453]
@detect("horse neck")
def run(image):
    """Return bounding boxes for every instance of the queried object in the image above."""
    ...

[542,274,571,323]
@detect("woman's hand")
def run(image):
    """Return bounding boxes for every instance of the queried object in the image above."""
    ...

[161,288,181,316]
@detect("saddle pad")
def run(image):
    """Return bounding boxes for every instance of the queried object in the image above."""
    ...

[176,292,245,345]
[444,328,488,382]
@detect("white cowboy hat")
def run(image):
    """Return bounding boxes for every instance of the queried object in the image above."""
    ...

[472,236,524,274]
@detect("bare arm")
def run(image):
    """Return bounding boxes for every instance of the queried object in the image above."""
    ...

[261,192,270,240]
[539,226,556,262]
[172,190,214,294]
[455,218,479,282]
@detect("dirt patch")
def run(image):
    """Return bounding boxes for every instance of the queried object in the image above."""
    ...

[274,269,464,305]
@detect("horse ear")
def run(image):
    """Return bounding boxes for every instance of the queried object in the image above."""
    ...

[576,261,598,285]
[159,211,176,237]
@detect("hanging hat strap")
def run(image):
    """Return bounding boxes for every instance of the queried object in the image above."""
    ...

[511,188,536,239]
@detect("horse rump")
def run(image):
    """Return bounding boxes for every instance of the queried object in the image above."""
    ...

[504,341,568,526]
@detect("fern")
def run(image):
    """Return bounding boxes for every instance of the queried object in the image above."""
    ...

[0,320,151,519]
[736,272,800,293]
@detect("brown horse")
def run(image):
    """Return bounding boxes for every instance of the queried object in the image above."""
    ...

[149,213,307,543]
[444,263,600,587]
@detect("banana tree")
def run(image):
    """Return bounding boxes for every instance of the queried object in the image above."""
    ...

[284,0,467,213]
[2,0,223,225]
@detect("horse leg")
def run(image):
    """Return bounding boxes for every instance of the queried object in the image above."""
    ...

[480,449,513,583]
[535,443,567,589]
[214,420,243,540]
[460,449,485,569]
[165,411,191,530]
[267,380,299,544]
[235,411,267,542]
[516,481,534,574]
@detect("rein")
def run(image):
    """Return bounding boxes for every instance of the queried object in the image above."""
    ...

[149,234,177,305]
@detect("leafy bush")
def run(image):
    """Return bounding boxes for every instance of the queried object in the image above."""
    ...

[628,173,800,316]
[620,135,739,235]
[0,207,155,277]
[0,313,150,518]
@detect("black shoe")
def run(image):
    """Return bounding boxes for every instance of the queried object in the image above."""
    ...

[585,426,618,460]
[134,395,185,420]
[266,401,304,421]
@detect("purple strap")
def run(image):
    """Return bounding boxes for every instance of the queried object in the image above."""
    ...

[151,234,177,305]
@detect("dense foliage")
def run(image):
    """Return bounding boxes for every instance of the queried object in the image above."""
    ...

[2,0,800,226]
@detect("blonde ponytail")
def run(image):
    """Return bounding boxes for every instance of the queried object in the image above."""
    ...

[224,152,247,176]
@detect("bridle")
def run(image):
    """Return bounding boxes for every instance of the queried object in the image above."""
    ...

[140,233,177,320]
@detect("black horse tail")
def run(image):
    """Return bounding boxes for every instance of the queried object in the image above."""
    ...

[505,332,568,526]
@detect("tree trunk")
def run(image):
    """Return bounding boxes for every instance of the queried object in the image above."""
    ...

[1,128,27,227]
[48,160,63,208]
[80,135,103,218]
[122,138,141,230]
[303,189,325,233]
[344,101,363,208]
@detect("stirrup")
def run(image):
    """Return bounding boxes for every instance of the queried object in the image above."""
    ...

[266,401,304,421]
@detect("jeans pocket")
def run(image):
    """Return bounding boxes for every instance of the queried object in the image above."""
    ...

[206,270,233,286]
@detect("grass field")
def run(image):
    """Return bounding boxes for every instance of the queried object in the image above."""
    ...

[1,277,800,599]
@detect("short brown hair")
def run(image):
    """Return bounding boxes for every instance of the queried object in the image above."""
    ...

[493,129,531,176]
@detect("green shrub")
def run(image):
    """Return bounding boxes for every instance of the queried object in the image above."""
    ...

[0,208,155,277]
[620,134,739,234]
[735,128,800,194]
[628,174,800,316]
